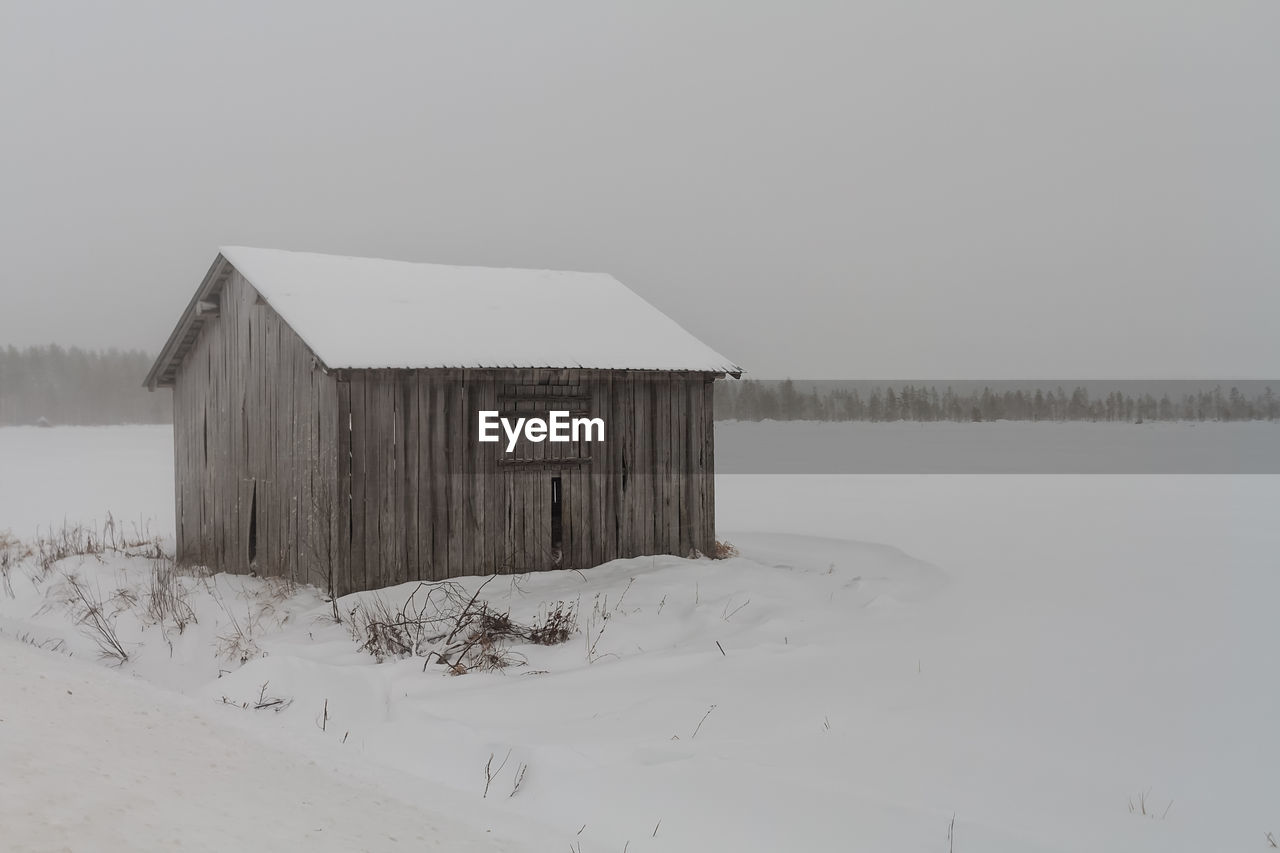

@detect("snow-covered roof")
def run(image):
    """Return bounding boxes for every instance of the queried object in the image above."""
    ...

[154,247,738,379]
[145,247,740,387]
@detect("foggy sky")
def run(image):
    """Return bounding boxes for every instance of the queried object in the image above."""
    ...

[1,1,1276,379]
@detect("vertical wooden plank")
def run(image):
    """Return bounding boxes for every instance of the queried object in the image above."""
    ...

[657,377,672,554]
[505,467,516,572]
[483,375,497,574]
[681,377,698,557]
[704,374,717,552]
[230,276,241,570]
[416,373,433,582]
[462,374,479,576]
[220,277,234,572]
[386,373,404,587]
[402,373,418,584]
[261,303,275,575]
[375,372,388,587]
[334,377,351,596]
[603,371,616,565]
[363,373,379,590]
[443,375,458,578]
[635,373,649,559]
[671,376,684,556]
[603,370,619,563]
[372,373,392,590]
[431,376,448,581]
[523,469,536,572]
[446,373,461,577]
[635,375,651,558]
[351,374,369,593]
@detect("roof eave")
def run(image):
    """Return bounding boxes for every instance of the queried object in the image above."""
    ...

[142,254,232,390]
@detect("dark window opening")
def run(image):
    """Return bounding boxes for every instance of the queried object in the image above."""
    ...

[345,404,353,543]
[248,481,259,566]
[550,476,563,552]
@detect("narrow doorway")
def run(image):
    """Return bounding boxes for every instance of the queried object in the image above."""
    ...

[550,476,563,565]
[247,480,259,567]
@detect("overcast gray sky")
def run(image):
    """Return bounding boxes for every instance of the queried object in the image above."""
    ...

[1,1,1276,378]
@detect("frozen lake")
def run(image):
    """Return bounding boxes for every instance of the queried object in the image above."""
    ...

[0,421,1276,537]
[715,420,1279,473]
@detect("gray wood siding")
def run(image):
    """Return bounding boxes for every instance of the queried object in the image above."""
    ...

[332,368,716,595]
[171,272,339,589]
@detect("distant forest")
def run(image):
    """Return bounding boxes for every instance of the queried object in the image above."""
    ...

[716,380,1280,423]
[2,345,1277,427]
[0,345,170,426]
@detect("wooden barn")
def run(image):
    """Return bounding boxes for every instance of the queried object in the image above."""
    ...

[144,247,740,596]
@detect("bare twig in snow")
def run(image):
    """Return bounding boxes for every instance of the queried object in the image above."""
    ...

[613,577,635,612]
[721,596,750,621]
[483,750,511,798]
[220,682,292,712]
[509,763,527,798]
[59,572,129,663]
[691,704,717,739]
[1128,788,1173,820]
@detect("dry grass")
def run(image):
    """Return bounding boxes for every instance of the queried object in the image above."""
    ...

[214,608,263,664]
[144,557,196,636]
[33,523,105,577]
[711,539,739,559]
[349,578,578,673]
[584,591,614,664]
[9,631,67,654]
[20,517,169,580]
[1128,788,1173,820]
[0,530,31,598]
[528,600,577,645]
[7,521,201,661]
[219,681,293,713]
[49,572,130,664]
[205,571,301,664]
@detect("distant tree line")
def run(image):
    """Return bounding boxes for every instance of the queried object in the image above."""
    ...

[716,380,1280,423]
[4,347,1277,428]
[0,345,171,426]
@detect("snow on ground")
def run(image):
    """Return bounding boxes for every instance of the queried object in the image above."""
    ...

[719,475,1280,851]
[2,425,1278,852]
[2,532,954,852]
[0,637,549,852]
[0,425,173,540]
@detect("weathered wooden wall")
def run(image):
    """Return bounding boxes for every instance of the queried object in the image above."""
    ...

[332,368,717,595]
[171,271,339,588]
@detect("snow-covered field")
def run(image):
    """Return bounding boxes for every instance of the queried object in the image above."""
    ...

[2,425,1278,852]
[0,425,175,541]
